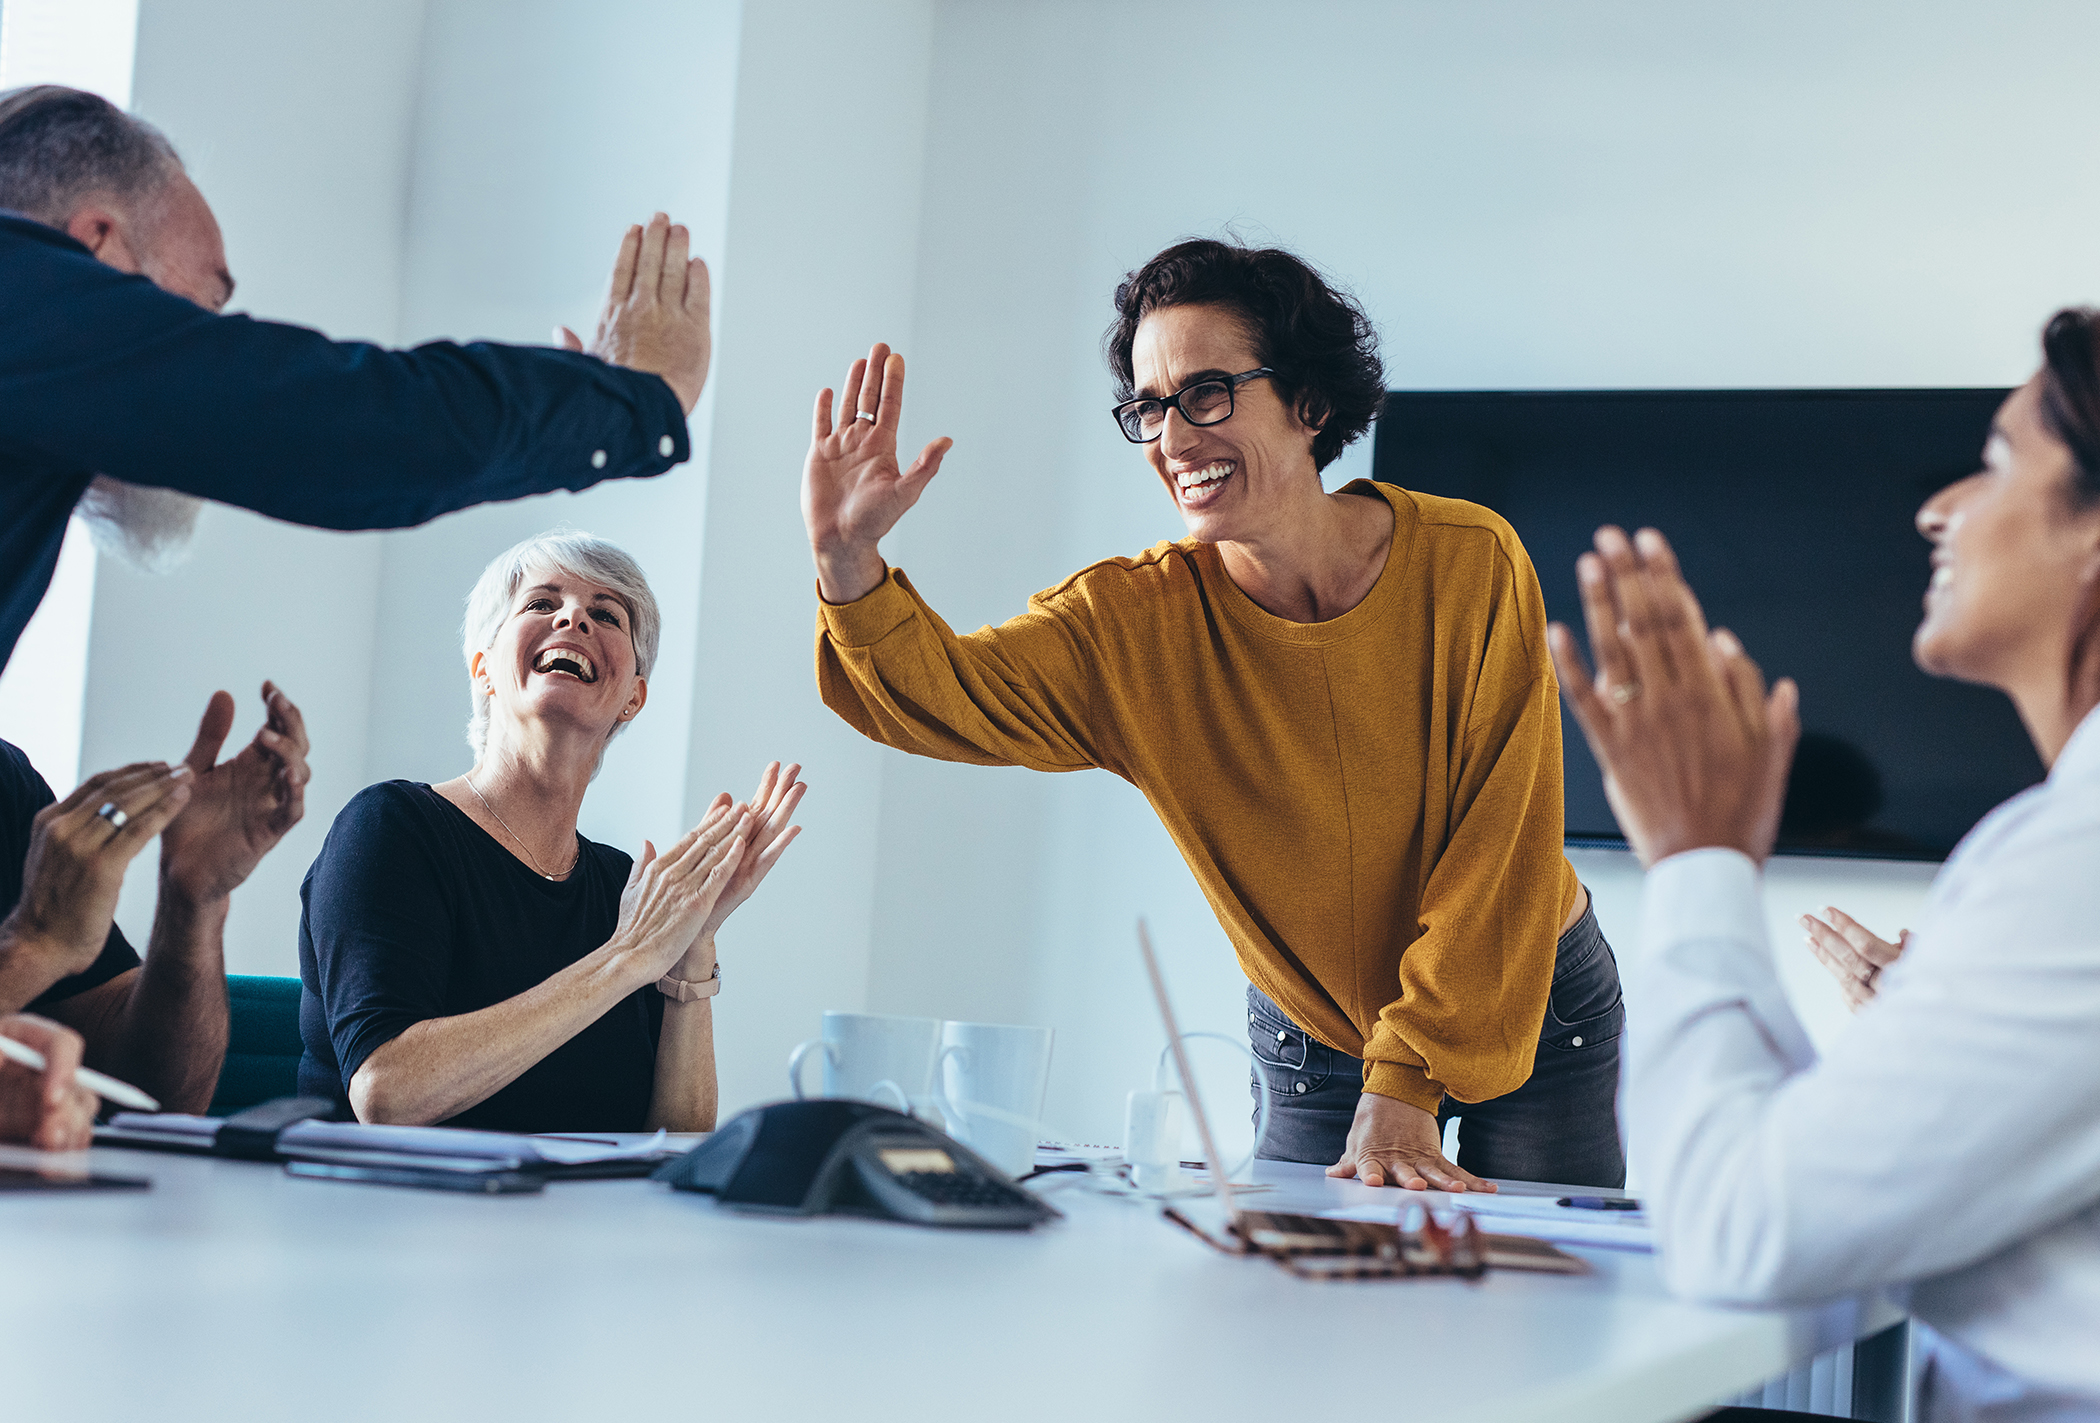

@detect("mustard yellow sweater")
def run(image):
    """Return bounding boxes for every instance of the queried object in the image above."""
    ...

[815,480,1579,1113]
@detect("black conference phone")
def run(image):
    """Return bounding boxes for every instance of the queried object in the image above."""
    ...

[654,1099,1060,1230]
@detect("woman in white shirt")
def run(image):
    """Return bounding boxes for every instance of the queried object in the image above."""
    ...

[1549,308,2100,1421]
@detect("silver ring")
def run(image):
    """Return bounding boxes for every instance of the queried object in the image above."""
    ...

[95,802,128,829]
[855,410,877,422]
[1608,681,1643,706]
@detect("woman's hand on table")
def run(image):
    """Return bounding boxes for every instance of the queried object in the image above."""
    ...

[803,342,953,604]
[1326,1091,1496,1193]
[612,803,748,984]
[1802,907,1908,1011]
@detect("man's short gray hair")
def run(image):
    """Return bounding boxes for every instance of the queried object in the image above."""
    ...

[461,530,662,761]
[0,85,181,227]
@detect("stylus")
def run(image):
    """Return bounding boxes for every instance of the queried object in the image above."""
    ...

[0,1034,161,1112]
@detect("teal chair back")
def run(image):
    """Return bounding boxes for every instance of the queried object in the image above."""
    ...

[208,975,305,1114]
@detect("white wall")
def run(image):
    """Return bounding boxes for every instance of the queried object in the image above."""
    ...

[688,0,937,1118]
[0,0,139,798]
[34,0,2099,1145]
[365,0,741,847]
[88,0,428,972]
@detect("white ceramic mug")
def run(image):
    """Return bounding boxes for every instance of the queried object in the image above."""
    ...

[933,1020,1055,1178]
[788,1012,942,1112]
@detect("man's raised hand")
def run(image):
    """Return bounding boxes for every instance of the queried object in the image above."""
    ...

[803,343,953,604]
[558,212,711,415]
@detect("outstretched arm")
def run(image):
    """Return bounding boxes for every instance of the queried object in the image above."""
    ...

[4,214,705,530]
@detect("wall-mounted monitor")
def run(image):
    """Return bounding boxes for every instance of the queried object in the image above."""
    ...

[1373,388,2042,861]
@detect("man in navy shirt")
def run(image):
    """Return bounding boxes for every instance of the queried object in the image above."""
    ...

[0,84,711,671]
[0,84,709,1139]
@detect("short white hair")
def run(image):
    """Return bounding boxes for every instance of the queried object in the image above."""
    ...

[461,530,661,760]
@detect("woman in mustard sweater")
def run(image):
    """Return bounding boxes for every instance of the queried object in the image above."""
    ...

[801,239,1623,1191]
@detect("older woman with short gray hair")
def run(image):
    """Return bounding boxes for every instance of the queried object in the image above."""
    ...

[297,530,804,1131]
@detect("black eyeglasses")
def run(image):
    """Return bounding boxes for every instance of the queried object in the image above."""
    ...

[1111,367,1274,444]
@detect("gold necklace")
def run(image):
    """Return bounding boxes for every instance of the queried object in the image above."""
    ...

[464,774,580,881]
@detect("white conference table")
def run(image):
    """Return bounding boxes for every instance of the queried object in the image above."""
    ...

[2,1140,1899,1423]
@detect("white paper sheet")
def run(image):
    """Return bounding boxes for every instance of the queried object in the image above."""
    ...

[103,1114,675,1166]
[1320,1196,1654,1253]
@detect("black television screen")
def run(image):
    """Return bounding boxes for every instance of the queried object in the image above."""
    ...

[1372,389,2045,861]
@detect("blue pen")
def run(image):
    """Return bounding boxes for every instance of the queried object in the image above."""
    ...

[1557,1195,1642,1211]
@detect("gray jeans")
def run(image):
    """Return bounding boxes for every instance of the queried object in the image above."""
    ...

[1247,898,1627,1188]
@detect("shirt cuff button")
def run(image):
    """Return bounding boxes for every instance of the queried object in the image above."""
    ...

[590,449,608,469]
[658,434,675,457]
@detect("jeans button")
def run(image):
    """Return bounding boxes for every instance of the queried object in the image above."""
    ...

[1572,1035,1583,1047]
[1276,1029,1288,1043]
[1294,1082,1308,1094]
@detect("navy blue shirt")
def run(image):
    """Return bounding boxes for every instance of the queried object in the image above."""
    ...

[297,782,662,1132]
[0,740,141,1009]
[0,211,691,671]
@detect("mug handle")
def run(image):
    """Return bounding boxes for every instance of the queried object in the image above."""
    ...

[931,1043,969,1137]
[866,1079,911,1114]
[788,1038,836,1099]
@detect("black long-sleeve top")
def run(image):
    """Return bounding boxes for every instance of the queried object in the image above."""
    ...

[0,210,691,669]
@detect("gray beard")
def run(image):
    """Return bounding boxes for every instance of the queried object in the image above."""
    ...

[76,476,204,573]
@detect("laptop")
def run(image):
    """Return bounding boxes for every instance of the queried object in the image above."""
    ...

[1136,919,1587,1279]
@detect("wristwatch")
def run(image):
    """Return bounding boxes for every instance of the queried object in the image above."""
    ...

[656,962,721,1002]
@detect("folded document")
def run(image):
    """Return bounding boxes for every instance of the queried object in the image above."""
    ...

[103,1113,676,1169]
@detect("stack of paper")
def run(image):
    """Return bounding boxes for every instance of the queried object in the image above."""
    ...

[103,1114,675,1170]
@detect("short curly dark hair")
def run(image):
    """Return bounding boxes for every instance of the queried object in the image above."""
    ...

[1104,238,1384,473]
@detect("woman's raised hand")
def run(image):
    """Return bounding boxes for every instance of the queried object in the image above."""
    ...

[698,762,806,941]
[1801,907,1908,1011]
[802,343,954,604]
[612,804,748,983]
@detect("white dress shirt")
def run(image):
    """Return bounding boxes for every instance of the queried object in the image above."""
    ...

[1630,707,2100,1423]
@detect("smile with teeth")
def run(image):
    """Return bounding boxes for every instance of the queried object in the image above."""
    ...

[532,646,598,683]
[1176,460,1234,494]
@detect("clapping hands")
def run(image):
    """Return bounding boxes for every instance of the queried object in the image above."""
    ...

[697,762,806,942]
[159,683,311,906]
[1802,908,1908,1010]
[1547,527,1801,868]
[803,343,953,604]
[613,763,806,985]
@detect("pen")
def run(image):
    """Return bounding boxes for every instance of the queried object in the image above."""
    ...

[1557,1195,1641,1211]
[0,1034,160,1112]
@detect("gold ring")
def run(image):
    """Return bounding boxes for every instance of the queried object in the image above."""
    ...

[1609,681,1643,706]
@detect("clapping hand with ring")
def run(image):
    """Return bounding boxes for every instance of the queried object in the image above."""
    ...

[1,758,194,1000]
[1545,526,1800,868]
[0,684,311,1010]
